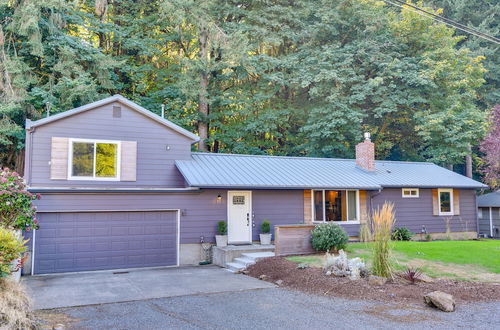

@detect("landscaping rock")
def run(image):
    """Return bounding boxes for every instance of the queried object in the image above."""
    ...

[424,291,456,312]
[368,275,387,286]
[297,263,309,269]
[53,324,65,330]
[259,274,268,281]
[241,270,250,275]
[416,274,435,283]
[275,279,284,286]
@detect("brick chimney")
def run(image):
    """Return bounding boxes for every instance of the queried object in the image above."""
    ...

[356,132,375,171]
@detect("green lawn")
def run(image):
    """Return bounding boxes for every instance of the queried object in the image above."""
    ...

[286,240,500,281]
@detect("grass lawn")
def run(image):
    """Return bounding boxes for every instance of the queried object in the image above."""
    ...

[286,239,500,282]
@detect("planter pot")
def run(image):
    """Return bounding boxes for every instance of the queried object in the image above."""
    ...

[215,235,228,247]
[260,233,272,245]
[9,230,22,283]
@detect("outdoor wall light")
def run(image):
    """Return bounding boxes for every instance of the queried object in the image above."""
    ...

[216,194,222,203]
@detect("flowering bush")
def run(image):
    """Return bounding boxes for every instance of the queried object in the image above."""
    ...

[0,168,40,231]
[0,228,27,278]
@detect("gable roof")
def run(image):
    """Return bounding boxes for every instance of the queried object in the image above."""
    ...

[477,191,500,207]
[25,95,200,143]
[175,153,487,190]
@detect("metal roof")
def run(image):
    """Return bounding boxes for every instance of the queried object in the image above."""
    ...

[175,153,487,189]
[477,191,500,207]
[26,95,200,143]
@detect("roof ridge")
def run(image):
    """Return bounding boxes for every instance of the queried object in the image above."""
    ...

[191,152,434,165]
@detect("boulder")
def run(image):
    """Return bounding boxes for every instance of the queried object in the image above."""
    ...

[368,275,387,286]
[416,274,434,283]
[424,291,456,312]
[275,279,284,286]
[259,274,268,281]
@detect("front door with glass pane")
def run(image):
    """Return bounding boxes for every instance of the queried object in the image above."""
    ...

[227,191,252,244]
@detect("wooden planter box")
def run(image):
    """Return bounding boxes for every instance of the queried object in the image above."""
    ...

[274,224,316,256]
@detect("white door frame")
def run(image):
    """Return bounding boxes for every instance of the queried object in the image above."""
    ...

[227,191,252,244]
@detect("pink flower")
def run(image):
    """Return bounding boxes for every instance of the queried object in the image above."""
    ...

[36,193,42,200]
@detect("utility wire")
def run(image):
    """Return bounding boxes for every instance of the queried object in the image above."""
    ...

[390,0,500,43]
[382,0,500,45]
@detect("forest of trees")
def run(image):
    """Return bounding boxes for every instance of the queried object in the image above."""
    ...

[0,0,498,185]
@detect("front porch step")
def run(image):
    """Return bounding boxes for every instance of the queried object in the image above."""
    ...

[226,251,275,273]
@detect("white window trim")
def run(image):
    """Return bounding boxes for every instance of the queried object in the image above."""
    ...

[402,188,419,198]
[312,189,360,224]
[438,188,454,216]
[68,138,122,181]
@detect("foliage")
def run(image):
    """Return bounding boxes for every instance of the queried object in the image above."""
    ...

[216,221,227,236]
[359,223,373,242]
[0,228,27,278]
[371,202,396,278]
[311,223,348,253]
[261,219,271,234]
[425,234,433,241]
[391,227,414,241]
[0,168,39,231]
[0,0,491,175]
[480,105,500,189]
[399,267,422,284]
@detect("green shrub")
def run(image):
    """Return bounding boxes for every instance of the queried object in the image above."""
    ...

[217,221,227,235]
[0,228,27,278]
[261,220,271,234]
[391,227,413,241]
[311,223,348,252]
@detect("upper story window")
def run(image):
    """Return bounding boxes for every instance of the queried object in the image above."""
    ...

[402,188,419,198]
[69,139,121,180]
[313,190,359,223]
[438,188,453,216]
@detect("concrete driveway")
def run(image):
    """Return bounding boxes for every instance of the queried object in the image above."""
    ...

[24,266,274,310]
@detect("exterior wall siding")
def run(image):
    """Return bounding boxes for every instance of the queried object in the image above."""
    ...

[33,189,304,244]
[370,188,477,234]
[26,101,192,188]
[478,207,500,237]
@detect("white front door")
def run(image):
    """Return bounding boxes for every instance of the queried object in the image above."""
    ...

[227,191,252,244]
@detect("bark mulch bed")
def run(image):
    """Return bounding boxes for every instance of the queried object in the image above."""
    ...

[246,257,500,305]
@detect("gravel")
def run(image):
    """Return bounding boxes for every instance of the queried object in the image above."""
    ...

[36,287,500,330]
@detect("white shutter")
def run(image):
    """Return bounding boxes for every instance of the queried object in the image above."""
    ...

[120,141,137,181]
[50,137,69,180]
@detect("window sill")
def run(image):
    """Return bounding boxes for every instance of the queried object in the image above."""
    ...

[313,221,361,225]
[438,213,454,217]
[67,177,120,181]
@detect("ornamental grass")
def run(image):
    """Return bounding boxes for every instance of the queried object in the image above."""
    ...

[371,202,395,278]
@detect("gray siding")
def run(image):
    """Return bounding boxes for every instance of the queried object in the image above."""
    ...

[478,207,500,237]
[371,188,477,234]
[27,101,192,188]
[33,189,304,244]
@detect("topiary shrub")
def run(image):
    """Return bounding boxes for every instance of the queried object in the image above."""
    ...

[391,227,414,241]
[311,223,348,252]
[261,219,271,234]
[217,221,227,235]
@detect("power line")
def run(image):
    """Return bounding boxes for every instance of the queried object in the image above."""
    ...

[382,0,500,45]
[390,0,500,43]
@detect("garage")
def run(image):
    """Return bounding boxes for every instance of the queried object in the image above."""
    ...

[33,211,179,274]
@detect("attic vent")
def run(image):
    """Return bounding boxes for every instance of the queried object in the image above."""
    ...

[113,105,122,118]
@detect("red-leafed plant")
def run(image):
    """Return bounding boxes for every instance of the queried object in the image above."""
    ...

[399,267,422,284]
[480,105,500,189]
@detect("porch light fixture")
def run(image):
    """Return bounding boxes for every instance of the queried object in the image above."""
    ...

[216,194,222,203]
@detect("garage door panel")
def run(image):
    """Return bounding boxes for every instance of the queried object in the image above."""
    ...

[34,211,178,274]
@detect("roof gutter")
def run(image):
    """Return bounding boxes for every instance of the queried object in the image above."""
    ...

[28,187,201,194]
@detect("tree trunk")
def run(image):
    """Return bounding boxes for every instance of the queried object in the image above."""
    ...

[198,28,209,152]
[447,164,453,171]
[465,144,473,178]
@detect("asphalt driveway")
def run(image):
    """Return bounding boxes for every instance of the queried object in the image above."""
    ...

[24,266,274,309]
[36,288,500,330]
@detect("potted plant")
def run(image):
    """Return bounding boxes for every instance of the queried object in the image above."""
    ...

[260,220,272,245]
[215,221,228,247]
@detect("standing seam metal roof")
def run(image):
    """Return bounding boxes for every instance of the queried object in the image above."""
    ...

[175,153,487,189]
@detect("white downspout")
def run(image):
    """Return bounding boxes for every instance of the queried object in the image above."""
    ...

[31,229,36,275]
[490,207,493,238]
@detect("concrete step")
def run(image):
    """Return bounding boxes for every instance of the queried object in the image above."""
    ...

[226,262,246,273]
[233,257,256,267]
[241,252,275,261]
